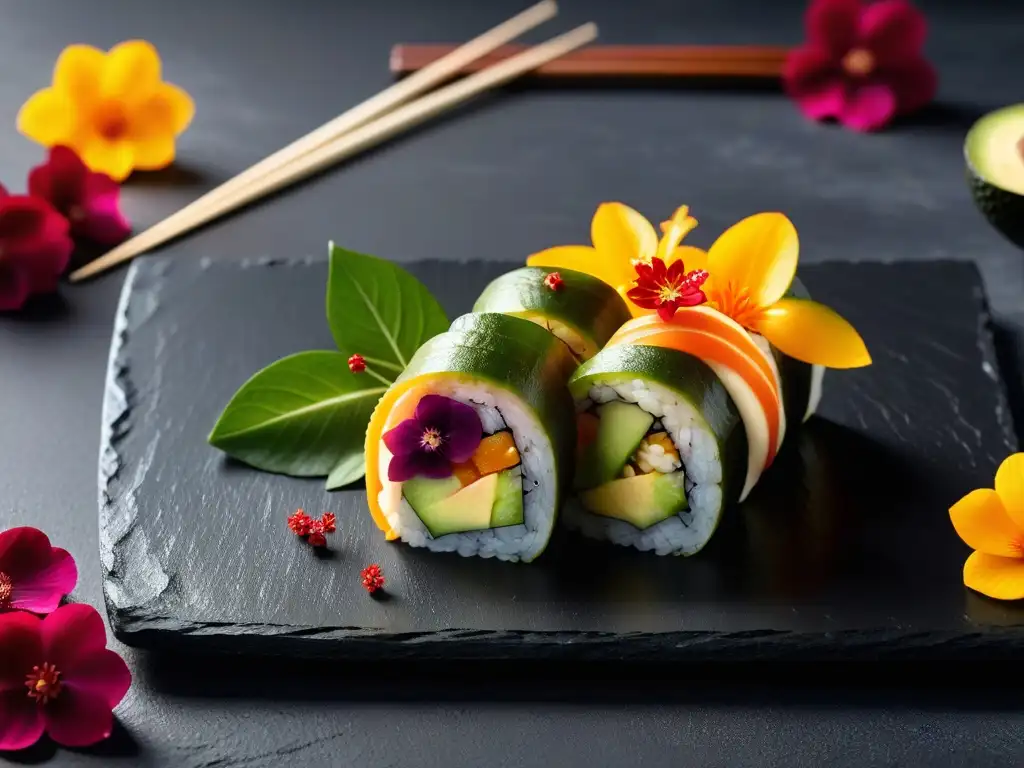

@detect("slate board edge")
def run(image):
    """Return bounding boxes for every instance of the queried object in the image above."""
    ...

[97,255,1024,660]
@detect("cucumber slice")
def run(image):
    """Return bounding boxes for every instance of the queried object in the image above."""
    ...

[575,401,654,490]
[403,475,461,515]
[472,267,631,361]
[490,467,525,528]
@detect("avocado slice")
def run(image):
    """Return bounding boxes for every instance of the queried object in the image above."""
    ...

[413,473,499,538]
[490,467,525,528]
[965,103,1024,249]
[580,471,688,530]
[575,401,654,490]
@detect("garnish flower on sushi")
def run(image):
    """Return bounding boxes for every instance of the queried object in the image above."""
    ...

[529,202,872,370]
[382,394,482,481]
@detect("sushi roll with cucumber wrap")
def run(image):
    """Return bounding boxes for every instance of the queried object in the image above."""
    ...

[364,311,576,562]
[566,294,826,557]
[472,266,632,361]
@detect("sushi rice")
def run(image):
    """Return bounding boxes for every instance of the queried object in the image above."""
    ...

[564,376,725,556]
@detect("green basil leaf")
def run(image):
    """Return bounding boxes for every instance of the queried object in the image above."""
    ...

[326,243,449,378]
[325,453,366,490]
[208,350,386,477]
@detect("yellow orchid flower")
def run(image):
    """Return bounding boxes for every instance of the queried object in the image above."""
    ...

[17,40,194,182]
[529,203,871,369]
[950,453,1024,601]
[527,202,704,317]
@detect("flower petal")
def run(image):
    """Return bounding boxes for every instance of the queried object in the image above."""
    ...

[0,528,54,580]
[859,0,927,66]
[656,205,698,261]
[43,688,115,748]
[806,0,862,54]
[53,44,106,109]
[382,419,423,457]
[526,246,628,292]
[994,453,1024,533]
[755,297,871,368]
[839,84,897,132]
[591,202,658,273]
[0,611,42,691]
[949,488,1024,558]
[707,212,799,308]
[77,176,131,245]
[795,82,849,122]
[41,605,108,672]
[963,551,1024,601]
[783,46,844,102]
[664,245,708,273]
[16,88,78,147]
[0,690,45,751]
[11,547,78,615]
[132,83,194,137]
[101,40,162,104]
[62,649,131,709]
[27,146,87,214]
[0,264,31,312]
[883,57,937,116]
[78,139,135,183]
[388,450,450,482]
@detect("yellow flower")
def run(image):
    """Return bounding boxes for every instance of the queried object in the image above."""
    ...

[950,453,1024,601]
[527,202,704,316]
[17,41,194,182]
[528,203,871,369]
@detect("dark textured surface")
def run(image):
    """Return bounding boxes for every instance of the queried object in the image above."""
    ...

[3,0,1024,764]
[101,256,1023,659]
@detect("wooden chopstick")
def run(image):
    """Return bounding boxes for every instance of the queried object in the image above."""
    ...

[391,43,792,78]
[69,0,561,282]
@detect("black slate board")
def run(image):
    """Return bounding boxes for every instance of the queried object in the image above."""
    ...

[99,256,1024,660]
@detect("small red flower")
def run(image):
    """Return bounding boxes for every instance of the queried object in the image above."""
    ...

[319,513,336,534]
[361,564,385,594]
[0,604,132,750]
[28,146,131,245]
[0,189,73,312]
[0,527,78,615]
[287,509,312,536]
[626,257,708,321]
[543,271,564,291]
[347,354,366,373]
[783,0,937,132]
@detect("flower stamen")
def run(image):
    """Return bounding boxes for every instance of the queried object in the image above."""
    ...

[420,427,444,451]
[0,571,12,608]
[842,48,875,77]
[25,662,62,705]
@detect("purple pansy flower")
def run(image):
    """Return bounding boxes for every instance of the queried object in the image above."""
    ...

[382,395,482,482]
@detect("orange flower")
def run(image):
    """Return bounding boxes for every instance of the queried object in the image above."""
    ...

[683,212,870,369]
[17,41,194,182]
[949,453,1024,601]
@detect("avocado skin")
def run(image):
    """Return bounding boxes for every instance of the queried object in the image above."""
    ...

[967,163,1024,250]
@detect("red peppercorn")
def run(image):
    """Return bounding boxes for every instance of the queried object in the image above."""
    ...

[543,272,564,291]
[287,509,312,536]
[361,564,385,594]
[348,354,366,373]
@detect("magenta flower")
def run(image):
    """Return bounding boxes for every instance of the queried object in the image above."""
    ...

[0,527,77,615]
[382,394,482,482]
[783,0,937,132]
[0,189,74,312]
[0,604,131,750]
[28,146,131,246]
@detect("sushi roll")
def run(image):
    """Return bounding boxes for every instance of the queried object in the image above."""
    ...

[364,312,576,562]
[472,266,632,362]
[564,299,814,556]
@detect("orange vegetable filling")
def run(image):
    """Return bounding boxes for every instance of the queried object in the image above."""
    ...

[471,431,520,476]
[453,461,481,486]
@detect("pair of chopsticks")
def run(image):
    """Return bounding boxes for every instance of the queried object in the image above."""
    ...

[391,44,791,79]
[70,1,596,282]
